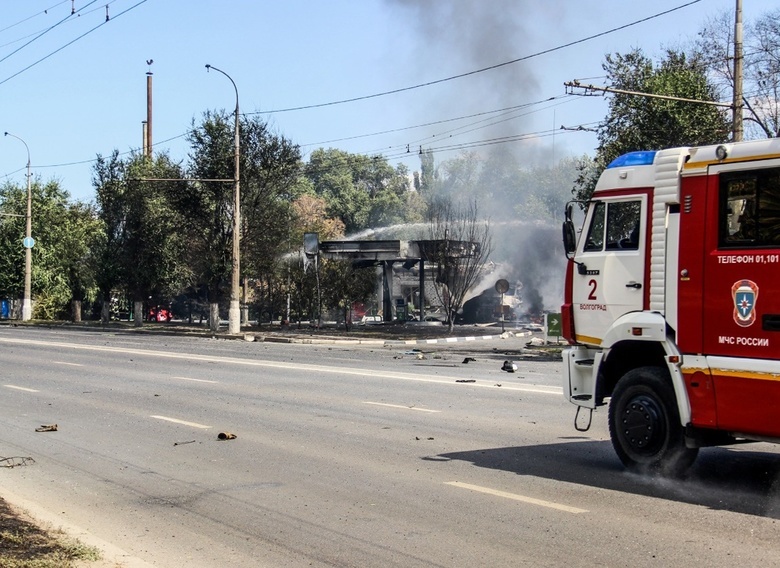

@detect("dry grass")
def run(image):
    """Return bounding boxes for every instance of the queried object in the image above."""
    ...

[0,497,103,568]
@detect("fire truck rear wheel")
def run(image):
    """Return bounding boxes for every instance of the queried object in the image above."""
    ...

[608,367,698,475]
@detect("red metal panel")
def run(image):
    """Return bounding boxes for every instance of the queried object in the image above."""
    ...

[676,175,707,354]
[710,373,780,437]
[562,259,574,343]
[701,174,780,361]
[683,369,717,427]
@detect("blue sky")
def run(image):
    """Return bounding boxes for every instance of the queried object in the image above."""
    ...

[0,0,773,202]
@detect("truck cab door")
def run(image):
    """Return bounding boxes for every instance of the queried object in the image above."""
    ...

[571,195,648,345]
[701,163,780,436]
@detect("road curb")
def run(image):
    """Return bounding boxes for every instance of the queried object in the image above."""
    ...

[253,331,531,346]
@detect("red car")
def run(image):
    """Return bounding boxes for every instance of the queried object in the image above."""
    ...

[148,306,173,322]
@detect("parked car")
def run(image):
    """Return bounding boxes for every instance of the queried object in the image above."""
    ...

[149,306,173,322]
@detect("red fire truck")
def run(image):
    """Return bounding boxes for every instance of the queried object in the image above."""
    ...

[561,138,780,474]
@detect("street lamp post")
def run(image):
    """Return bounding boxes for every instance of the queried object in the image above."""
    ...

[205,64,241,335]
[4,132,32,321]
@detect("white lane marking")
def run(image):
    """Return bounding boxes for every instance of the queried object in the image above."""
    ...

[150,415,211,429]
[54,361,83,367]
[445,481,588,514]
[363,402,441,413]
[0,337,562,394]
[171,376,219,384]
[4,384,39,393]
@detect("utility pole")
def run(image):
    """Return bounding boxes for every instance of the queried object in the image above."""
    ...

[4,132,33,321]
[145,59,153,157]
[205,64,241,335]
[732,0,744,142]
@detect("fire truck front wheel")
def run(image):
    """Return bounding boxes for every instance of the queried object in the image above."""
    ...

[608,367,698,475]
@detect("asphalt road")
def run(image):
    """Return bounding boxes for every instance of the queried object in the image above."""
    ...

[1,326,779,567]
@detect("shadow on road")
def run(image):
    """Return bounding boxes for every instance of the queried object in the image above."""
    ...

[428,439,780,518]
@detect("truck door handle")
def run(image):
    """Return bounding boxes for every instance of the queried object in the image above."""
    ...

[763,314,780,332]
[626,282,642,289]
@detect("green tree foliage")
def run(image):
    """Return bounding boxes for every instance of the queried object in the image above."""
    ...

[304,149,417,234]
[180,110,301,329]
[421,149,576,224]
[320,259,376,331]
[122,154,189,324]
[92,151,188,325]
[573,48,730,201]
[0,179,99,319]
[59,201,103,321]
[92,150,127,322]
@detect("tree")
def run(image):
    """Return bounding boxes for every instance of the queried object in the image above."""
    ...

[305,149,416,234]
[0,179,99,320]
[180,110,302,330]
[426,200,493,333]
[513,157,581,223]
[320,259,376,331]
[92,150,127,323]
[279,194,346,326]
[237,117,302,323]
[122,153,189,326]
[695,8,780,138]
[428,151,482,211]
[59,201,102,321]
[573,48,730,201]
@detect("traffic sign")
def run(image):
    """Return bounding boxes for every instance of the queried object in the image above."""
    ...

[546,313,562,337]
[494,279,509,294]
[22,236,35,249]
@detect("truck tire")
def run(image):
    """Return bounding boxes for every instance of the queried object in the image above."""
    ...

[608,366,698,475]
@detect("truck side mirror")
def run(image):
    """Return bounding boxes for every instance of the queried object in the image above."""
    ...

[562,219,577,256]
[563,204,576,255]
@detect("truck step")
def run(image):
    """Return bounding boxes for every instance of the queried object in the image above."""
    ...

[574,359,594,366]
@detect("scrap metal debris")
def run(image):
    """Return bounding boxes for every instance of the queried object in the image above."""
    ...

[462,357,476,364]
[35,424,58,432]
[173,440,196,446]
[501,360,518,373]
[218,432,237,440]
[456,379,476,383]
[1,456,35,468]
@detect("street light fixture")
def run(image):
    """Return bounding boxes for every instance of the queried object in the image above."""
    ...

[4,131,32,321]
[205,64,241,335]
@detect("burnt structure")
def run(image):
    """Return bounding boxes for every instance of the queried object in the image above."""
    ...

[317,239,479,322]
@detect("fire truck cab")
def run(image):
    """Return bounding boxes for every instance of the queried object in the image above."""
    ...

[561,139,780,473]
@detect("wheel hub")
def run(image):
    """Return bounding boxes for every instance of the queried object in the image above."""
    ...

[621,395,665,454]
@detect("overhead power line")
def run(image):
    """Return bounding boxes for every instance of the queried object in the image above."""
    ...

[249,0,702,115]
[0,1,97,66]
[0,1,68,35]
[7,0,703,177]
[0,0,149,88]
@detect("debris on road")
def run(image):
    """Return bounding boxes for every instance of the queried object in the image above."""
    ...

[34,424,58,432]
[173,440,196,446]
[462,357,476,364]
[455,379,476,383]
[501,360,518,373]
[218,432,237,440]
[1,456,35,468]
